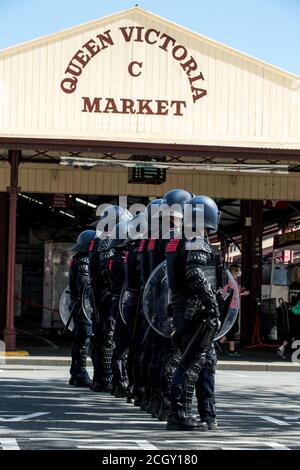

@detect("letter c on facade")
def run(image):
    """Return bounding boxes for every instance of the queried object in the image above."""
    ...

[128,61,142,77]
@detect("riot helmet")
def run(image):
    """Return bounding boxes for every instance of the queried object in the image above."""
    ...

[93,205,133,237]
[146,198,164,237]
[163,189,193,218]
[110,220,131,248]
[70,230,96,252]
[128,212,147,240]
[188,195,220,234]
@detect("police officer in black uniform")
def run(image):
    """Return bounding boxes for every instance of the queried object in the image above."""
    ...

[133,213,150,406]
[109,220,132,397]
[139,199,165,415]
[165,195,221,431]
[68,230,95,387]
[89,206,131,392]
[144,193,193,419]
[122,213,146,403]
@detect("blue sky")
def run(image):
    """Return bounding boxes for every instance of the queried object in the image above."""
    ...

[1,0,299,75]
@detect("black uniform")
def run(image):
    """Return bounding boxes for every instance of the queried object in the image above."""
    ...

[131,239,150,405]
[107,246,128,396]
[165,236,221,430]
[68,252,92,386]
[89,238,115,391]
[122,240,141,401]
[146,237,180,420]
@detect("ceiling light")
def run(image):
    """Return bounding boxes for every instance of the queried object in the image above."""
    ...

[75,197,97,209]
[59,210,75,219]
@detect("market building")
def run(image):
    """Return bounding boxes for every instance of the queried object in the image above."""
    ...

[1,7,300,350]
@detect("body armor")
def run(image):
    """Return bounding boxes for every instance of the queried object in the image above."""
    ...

[165,236,222,430]
[67,253,92,387]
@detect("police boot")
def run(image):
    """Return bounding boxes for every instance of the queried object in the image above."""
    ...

[69,357,78,385]
[127,385,134,403]
[73,346,92,387]
[158,396,171,421]
[167,361,207,431]
[90,381,112,392]
[167,404,201,431]
[151,392,161,419]
[133,383,145,406]
[114,384,129,398]
[203,418,218,430]
[140,391,151,411]
[90,347,113,392]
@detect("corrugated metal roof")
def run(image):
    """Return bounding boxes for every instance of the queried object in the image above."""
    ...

[0,7,298,80]
[0,7,299,149]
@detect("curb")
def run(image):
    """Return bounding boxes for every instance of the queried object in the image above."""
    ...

[217,361,300,372]
[2,356,300,371]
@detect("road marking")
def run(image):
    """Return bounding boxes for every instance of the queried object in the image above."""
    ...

[108,417,154,421]
[0,412,50,422]
[71,420,164,425]
[64,412,150,416]
[163,439,288,445]
[221,447,260,450]
[259,416,290,426]
[163,440,291,450]
[46,428,150,434]
[0,438,20,450]
[77,440,157,450]
[28,438,157,450]
[268,442,290,450]
[44,419,163,425]
[77,446,139,450]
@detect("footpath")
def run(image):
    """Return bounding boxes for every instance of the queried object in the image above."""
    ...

[2,330,299,371]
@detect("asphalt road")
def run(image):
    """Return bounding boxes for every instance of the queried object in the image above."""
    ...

[0,365,300,450]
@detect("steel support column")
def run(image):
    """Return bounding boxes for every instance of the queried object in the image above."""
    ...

[240,200,263,346]
[4,150,21,351]
[0,192,8,338]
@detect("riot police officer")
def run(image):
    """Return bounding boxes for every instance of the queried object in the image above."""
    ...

[68,230,95,387]
[89,206,132,392]
[165,195,221,431]
[122,213,146,403]
[109,220,131,397]
[142,195,191,419]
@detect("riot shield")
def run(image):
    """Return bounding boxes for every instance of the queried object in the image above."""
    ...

[143,261,239,340]
[119,284,130,324]
[119,284,139,325]
[59,286,75,332]
[142,262,174,338]
[81,284,94,323]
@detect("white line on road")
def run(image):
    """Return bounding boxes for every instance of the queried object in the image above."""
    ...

[268,442,290,450]
[0,438,20,450]
[108,417,154,421]
[259,416,290,426]
[0,412,50,422]
[162,439,288,445]
[221,447,259,450]
[77,440,157,450]
[46,428,150,434]
[77,446,140,450]
[71,420,165,425]
[64,412,150,416]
